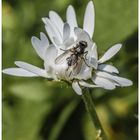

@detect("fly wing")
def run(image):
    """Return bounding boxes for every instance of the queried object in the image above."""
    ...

[55,51,72,65]
[72,57,83,75]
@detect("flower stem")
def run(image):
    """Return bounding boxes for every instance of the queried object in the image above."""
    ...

[82,88,108,140]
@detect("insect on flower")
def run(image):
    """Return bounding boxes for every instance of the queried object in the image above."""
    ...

[2,1,133,95]
[55,41,89,76]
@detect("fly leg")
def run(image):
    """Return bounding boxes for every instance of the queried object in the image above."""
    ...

[66,66,72,77]
[66,57,70,71]
[81,56,90,67]
[84,51,88,60]
[66,66,70,71]
[60,48,67,51]
[83,51,90,67]
[60,48,75,53]
[66,57,70,61]
[69,71,72,77]
[65,63,71,76]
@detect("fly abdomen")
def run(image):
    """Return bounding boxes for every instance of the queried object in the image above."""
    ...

[67,54,78,66]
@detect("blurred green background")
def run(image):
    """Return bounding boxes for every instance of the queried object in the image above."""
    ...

[2,0,138,140]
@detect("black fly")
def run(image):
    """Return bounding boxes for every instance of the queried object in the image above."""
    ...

[55,41,89,76]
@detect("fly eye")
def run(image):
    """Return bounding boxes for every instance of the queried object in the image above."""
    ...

[79,41,87,46]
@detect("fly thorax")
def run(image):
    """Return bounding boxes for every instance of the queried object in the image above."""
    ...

[76,47,81,52]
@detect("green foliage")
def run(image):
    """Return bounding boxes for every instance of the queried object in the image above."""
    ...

[2,0,137,140]
[94,0,138,51]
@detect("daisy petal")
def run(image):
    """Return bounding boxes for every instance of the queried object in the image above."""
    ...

[40,32,49,47]
[92,76,116,90]
[98,44,122,63]
[91,43,98,59]
[2,68,38,77]
[44,44,58,64]
[44,25,57,46]
[49,11,64,36]
[74,27,83,36]
[15,61,49,78]
[53,37,61,46]
[83,1,95,38]
[89,58,98,69]
[66,5,78,28]
[63,23,70,42]
[96,71,133,87]
[89,43,98,68]
[64,37,74,48]
[98,64,119,74]
[114,76,133,86]
[31,33,49,59]
[42,18,62,45]
[72,81,82,95]
[76,63,92,80]
[79,81,98,88]
[66,5,78,38]
[43,46,58,77]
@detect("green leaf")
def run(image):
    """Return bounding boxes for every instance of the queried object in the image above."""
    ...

[3,100,52,140]
[93,0,138,50]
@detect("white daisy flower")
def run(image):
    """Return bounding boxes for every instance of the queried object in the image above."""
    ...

[2,1,132,95]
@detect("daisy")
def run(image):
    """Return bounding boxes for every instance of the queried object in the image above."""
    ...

[2,1,132,95]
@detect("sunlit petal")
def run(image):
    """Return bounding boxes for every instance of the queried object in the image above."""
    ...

[98,44,122,63]
[72,81,82,95]
[15,61,49,78]
[63,23,70,42]
[2,68,38,77]
[31,32,49,59]
[83,1,95,38]
[96,71,133,87]
[79,80,98,88]
[92,76,116,90]
[89,43,98,69]
[49,11,64,36]
[98,64,119,74]
[42,18,62,45]
[66,5,78,38]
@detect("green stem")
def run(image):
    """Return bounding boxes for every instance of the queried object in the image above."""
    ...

[82,88,108,140]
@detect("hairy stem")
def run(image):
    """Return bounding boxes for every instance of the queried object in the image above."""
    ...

[82,88,108,140]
